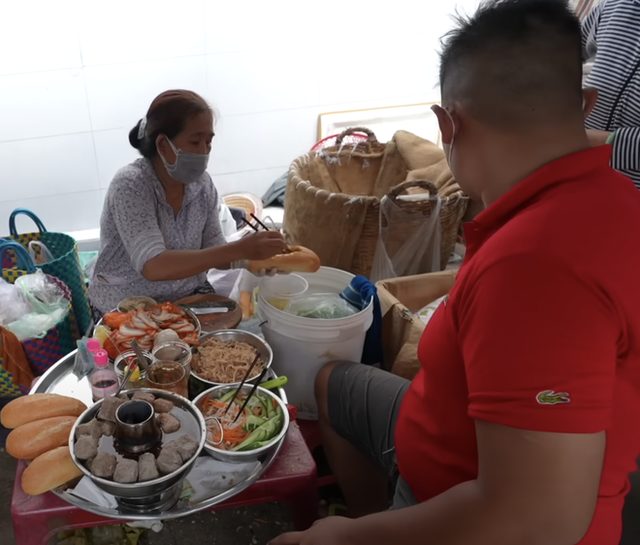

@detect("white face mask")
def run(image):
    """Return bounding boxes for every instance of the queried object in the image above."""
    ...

[444,109,457,167]
[158,137,209,185]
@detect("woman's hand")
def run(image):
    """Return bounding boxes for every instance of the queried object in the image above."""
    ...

[235,231,287,261]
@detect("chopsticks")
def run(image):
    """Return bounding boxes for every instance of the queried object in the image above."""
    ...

[241,213,271,233]
[223,353,261,414]
[232,366,270,424]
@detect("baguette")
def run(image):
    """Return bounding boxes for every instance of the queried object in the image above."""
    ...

[22,446,83,496]
[1,393,87,429]
[6,415,77,460]
[239,291,254,319]
[247,246,320,274]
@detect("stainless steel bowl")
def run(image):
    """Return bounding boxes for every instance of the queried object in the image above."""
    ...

[190,330,273,390]
[68,389,206,502]
[192,384,289,463]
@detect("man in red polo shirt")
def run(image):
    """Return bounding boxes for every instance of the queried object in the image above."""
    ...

[271,1,640,544]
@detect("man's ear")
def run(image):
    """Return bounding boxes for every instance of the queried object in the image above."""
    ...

[582,87,598,119]
[432,104,456,145]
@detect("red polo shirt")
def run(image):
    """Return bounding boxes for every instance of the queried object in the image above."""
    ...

[395,146,640,545]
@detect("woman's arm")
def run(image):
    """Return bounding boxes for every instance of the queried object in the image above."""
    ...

[141,232,285,282]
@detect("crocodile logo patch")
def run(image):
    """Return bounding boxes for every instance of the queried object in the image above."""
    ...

[536,390,571,405]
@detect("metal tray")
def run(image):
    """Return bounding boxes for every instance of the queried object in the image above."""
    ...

[31,350,287,521]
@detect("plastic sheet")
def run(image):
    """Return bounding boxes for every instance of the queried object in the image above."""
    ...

[285,293,359,319]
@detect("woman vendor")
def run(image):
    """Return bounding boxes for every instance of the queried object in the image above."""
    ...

[88,89,286,318]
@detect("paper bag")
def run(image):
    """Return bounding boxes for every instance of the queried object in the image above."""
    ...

[376,270,457,380]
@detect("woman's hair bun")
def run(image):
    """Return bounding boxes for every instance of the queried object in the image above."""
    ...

[128,120,143,150]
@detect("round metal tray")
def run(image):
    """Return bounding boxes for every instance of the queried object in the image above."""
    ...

[31,350,287,521]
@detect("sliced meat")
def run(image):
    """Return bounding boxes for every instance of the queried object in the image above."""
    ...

[153,398,174,414]
[175,434,199,462]
[90,453,117,479]
[75,418,102,440]
[113,458,138,483]
[98,396,125,423]
[132,392,155,404]
[138,452,159,482]
[74,434,99,461]
[156,413,181,433]
[156,443,182,475]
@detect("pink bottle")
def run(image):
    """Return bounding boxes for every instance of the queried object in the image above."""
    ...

[90,349,119,401]
[87,338,101,355]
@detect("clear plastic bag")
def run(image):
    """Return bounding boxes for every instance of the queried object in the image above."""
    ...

[14,269,65,313]
[370,190,442,283]
[8,270,69,340]
[285,293,359,319]
[0,278,30,326]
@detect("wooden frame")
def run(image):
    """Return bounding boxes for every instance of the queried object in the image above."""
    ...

[317,102,442,147]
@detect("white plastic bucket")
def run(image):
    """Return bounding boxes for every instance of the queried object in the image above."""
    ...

[258,267,373,420]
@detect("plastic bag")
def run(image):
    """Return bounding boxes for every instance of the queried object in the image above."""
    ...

[370,192,442,283]
[7,270,69,340]
[285,293,359,319]
[416,295,448,326]
[15,269,65,313]
[0,278,31,325]
[28,240,55,265]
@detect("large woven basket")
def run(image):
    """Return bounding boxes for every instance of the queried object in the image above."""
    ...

[284,128,468,277]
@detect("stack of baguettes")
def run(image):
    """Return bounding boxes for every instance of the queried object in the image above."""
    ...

[1,394,87,495]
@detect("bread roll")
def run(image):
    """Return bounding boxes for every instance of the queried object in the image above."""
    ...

[239,290,254,319]
[22,446,82,496]
[1,393,87,429]
[247,246,320,274]
[7,416,77,460]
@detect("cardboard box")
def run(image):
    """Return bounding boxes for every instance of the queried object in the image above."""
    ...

[376,270,457,380]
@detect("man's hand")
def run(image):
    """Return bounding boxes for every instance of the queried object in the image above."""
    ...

[269,517,357,545]
[586,128,612,147]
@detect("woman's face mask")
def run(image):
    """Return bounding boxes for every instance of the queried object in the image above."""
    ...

[158,137,209,185]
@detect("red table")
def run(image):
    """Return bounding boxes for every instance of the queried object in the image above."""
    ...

[11,425,317,545]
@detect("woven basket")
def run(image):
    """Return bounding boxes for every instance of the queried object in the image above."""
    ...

[285,128,468,277]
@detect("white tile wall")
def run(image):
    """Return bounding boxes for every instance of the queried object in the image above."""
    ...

[0,0,480,235]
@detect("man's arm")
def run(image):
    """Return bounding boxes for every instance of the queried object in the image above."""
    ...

[271,424,604,545]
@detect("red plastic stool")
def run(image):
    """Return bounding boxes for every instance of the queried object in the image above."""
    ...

[11,425,317,545]
[298,420,336,488]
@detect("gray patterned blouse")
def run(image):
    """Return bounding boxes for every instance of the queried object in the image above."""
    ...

[88,158,225,314]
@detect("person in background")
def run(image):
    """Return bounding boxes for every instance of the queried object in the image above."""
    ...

[582,0,640,187]
[271,1,640,545]
[88,90,286,317]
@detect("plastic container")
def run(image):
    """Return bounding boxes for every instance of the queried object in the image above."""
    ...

[259,267,372,419]
[114,350,152,389]
[90,349,119,401]
[259,274,308,310]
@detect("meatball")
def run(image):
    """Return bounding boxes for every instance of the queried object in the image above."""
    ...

[153,398,174,414]
[98,396,125,423]
[156,443,182,475]
[100,421,116,437]
[156,413,181,433]
[76,418,102,440]
[132,392,155,404]
[113,458,138,484]
[138,452,159,482]
[74,434,99,461]
[175,434,199,462]
[90,453,117,479]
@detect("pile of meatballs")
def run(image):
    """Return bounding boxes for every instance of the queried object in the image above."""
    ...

[73,391,199,484]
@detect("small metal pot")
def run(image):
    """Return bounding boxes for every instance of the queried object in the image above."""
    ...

[115,400,162,454]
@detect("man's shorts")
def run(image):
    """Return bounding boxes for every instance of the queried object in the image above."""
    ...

[327,361,419,509]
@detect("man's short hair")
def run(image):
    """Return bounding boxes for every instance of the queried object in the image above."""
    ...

[439,0,584,128]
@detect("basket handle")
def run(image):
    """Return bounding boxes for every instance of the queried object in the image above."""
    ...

[334,127,379,146]
[385,180,439,200]
[0,240,37,274]
[9,208,48,237]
